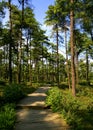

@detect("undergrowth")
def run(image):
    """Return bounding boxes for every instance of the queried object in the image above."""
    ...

[46,86,93,130]
[0,104,16,130]
[0,83,37,129]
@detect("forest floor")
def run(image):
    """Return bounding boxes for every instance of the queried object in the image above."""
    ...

[14,87,70,130]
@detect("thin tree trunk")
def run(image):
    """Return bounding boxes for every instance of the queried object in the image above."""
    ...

[22,0,24,22]
[56,24,59,87]
[29,57,32,85]
[4,45,7,79]
[8,0,12,83]
[46,58,49,83]
[18,0,24,83]
[64,28,71,89]
[35,61,39,83]
[42,42,44,82]
[86,50,89,83]
[75,50,79,85]
[29,34,32,85]
[26,36,29,81]
[22,41,25,82]
[70,0,76,96]
[0,48,2,78]
[16,42,19,83]
[18,33,22,83]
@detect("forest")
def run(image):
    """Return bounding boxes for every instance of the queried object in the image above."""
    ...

[0,0,93,130]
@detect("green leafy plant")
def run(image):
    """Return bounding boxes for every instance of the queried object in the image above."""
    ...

[3,84,26,103]
[46,87,93,130]
[46,87,62,112]
[0,104,16,130]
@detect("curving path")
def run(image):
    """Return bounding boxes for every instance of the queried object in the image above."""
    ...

[15,87,70,130]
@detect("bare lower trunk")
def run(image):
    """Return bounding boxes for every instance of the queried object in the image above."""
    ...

[18,0,24,83]
[86,50,89,83]
[70,0,76,96]
[29,37,32,85]
[75,50,79,85]
[56,24,59,87]
[9,0,12,83]
[64,28,71,89]
[18,30,22,83]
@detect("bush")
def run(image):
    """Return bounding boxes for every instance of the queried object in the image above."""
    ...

[59,82,69,89]
[0,104,16,130]
[46,87,62,112]
[24,86,37,94]
[46,87,81,112]
[0,79,7,86]
[79,80,89,86]
[3,84,26,103]
[76,85,93,98]
[46,87,93,129]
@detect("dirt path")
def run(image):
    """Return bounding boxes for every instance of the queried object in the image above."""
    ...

[15,87,70,130]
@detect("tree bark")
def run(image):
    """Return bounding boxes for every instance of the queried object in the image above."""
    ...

[42,42,44,82]
[29,34,32,85]
[18,32,22,83]
[8,0,12,83]
[18,0,24,83]
[75,50,79,85]
[86,50,89,83]
[64,28,71,89]
[70,0,76,96]
[56,24,59,87]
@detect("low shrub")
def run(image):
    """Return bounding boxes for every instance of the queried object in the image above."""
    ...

[79,80,89,86]
[0,104,16,130]
[46,87,93,130]
[46,87,62,112]
[32,83,41,87]
[24,86,37,94]
[0,80,7,86]
[3,84,26,103]
[59,82,69,89]
[76,85,93,98]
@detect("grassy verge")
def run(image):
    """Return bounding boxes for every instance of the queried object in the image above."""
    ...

[46,85,93,130]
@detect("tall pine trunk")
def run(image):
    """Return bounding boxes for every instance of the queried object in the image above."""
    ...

[64,28,71,89]
[26,35,29,81]
[86,49,89,84]
[29,33,32,85]
[70,0,76,96]
[18,0,24,83]
[18,32,22,83]
[42,42,44,82]
[56,24,59,87]
[75,50,79,85]
[8,0,12,83]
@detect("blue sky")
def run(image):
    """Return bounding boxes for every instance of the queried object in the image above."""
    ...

[32,0,54,24]
[32,0,55,42]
